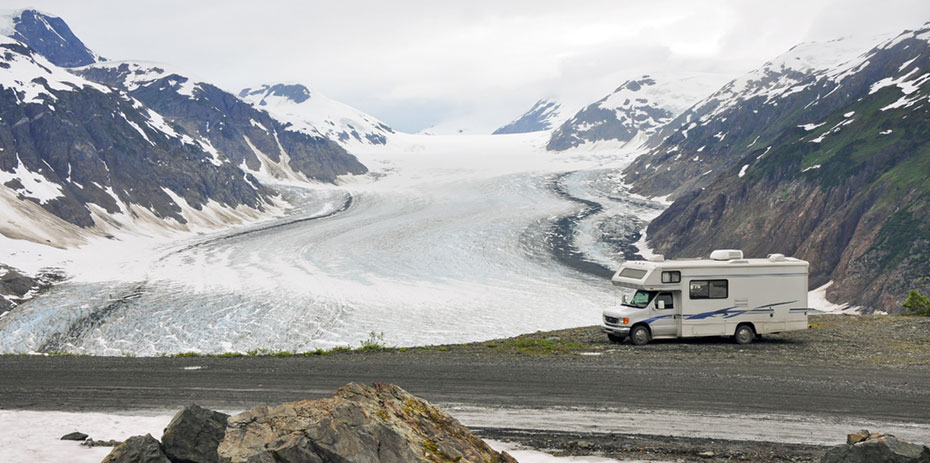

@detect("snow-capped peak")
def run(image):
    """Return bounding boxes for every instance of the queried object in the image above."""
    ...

[0,9,102,67]
[239,83,394,148]
[493,98,566,134]
[547,72,731,151]
[690,33,892,122]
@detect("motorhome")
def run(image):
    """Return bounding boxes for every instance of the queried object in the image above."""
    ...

[602,249,809,345]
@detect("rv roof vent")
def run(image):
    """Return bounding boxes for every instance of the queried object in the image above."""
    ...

[710,249,743,261]
[768,253,786,262]
[648,255,665,262]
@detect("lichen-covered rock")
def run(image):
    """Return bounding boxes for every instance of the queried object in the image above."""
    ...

[821,434,930,463]
[161,404,229,463]
[218,382,517,463]
[101,434,171,463]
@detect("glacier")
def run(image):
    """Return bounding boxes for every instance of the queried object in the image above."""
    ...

[0,132,664,355]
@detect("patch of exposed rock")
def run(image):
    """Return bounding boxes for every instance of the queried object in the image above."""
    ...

[0,265,66,315]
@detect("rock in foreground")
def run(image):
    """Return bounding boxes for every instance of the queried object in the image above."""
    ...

[218,382,516,463]
[161,404,229,463]
[822,431,930,463]
[102,434,171,463]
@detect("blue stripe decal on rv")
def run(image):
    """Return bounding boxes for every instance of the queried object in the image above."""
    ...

[686,300,800,320]
[642,314,674,324]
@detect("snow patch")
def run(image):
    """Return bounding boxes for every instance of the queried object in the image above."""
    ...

[0,155,65,204]
[798,122,825,131]
[801,164,821,172]
[738,164,749,178]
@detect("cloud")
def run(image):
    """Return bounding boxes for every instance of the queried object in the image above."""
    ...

[14,0,930,132]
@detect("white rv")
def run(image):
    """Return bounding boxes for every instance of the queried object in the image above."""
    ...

[602,249,810,345]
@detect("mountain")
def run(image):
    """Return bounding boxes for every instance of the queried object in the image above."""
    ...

[493,99,564,134]
[0,36,274,240]
[632,25,930,311]
[0,9,102,67]
[239,83,394,149]
[546,73,731,151]
[75,62,367,183]
[623,35,885,199]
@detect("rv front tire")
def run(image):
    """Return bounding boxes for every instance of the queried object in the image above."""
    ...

[630,325,650,346]
[733,324,755,345]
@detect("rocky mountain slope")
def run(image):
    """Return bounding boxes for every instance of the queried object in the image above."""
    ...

[0,10,370,248]
[0,36,272,236]
[547,73,730,151]
[75,62,367,184]
[493,98,564,134]
[239,83,394,149]
[0,9,102,67]
[636,25,930,311]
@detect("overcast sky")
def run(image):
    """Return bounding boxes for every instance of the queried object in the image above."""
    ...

[14,1,930,132]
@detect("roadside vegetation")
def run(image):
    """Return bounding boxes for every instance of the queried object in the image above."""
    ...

[903,259,930,317]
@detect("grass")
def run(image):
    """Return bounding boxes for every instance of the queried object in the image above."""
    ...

[484,336,587,355]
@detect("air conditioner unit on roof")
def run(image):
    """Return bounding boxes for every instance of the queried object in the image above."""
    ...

[709,249,743,261]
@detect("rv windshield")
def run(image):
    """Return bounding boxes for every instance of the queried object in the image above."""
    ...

[623,290,656,309]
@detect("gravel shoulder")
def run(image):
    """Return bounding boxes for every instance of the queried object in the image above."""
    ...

[2,314,929,462]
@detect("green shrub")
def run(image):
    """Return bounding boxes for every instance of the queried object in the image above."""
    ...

[903,290,930,317]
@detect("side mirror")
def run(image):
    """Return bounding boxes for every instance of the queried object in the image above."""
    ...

[622,295,627,304]
[657,300,666,309]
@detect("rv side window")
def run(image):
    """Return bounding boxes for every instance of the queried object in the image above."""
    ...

[661,271,681,283]
[689,280,728,299]
[619,268,648,279]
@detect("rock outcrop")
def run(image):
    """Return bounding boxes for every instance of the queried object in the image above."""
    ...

[821,431,930,463]
[161,405,229,463]
[218,382,516,463]
[99,383,515,463]
[102,434,171,463]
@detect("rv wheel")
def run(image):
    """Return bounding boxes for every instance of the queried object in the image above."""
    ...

[629,325,650,346]
[734,324,755,345]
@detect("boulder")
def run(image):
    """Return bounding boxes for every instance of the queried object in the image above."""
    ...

[61,431,89,441]
[822,434,930,463]
[218,382,516,463]
[101,434,171,463]
[161,404,230,463]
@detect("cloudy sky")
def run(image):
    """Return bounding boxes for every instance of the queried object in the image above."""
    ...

[14,0,930,132]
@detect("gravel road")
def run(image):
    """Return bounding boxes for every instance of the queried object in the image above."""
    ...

[2,314,929,462]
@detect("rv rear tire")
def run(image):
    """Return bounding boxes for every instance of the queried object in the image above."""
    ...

[607,333,625,343]
[734,324,755,345]
[630,325,650,346]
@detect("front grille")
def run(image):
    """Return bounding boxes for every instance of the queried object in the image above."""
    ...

[604,316,619,325]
